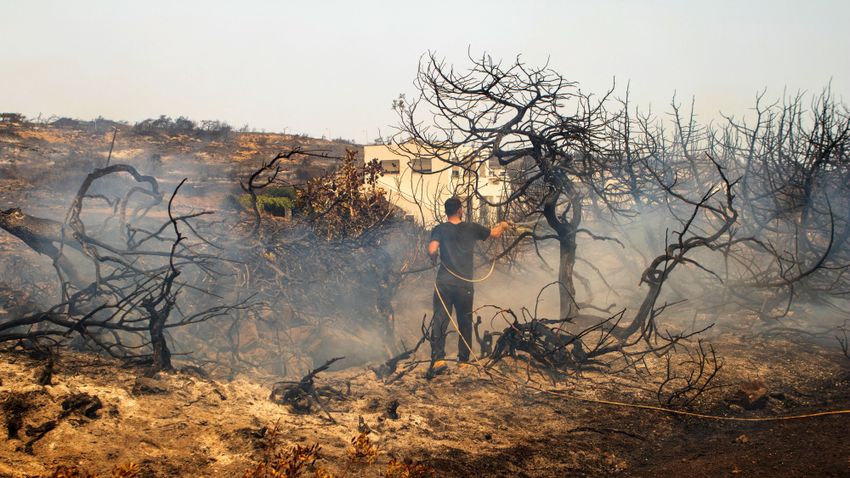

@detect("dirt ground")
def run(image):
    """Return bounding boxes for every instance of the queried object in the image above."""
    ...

[1,334,848,478]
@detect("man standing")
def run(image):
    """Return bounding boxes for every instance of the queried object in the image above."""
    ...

[427,197,510,371]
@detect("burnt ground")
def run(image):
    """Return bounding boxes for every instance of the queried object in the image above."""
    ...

[1,122,849,476]
[0,335,848,477]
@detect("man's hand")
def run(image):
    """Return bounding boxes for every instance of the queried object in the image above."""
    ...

[489,221,512,239]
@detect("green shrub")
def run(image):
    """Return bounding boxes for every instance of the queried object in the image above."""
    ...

[263,186,296,199]
[239,194,294,216]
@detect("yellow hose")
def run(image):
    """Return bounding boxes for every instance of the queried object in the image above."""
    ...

[432,260,850,422]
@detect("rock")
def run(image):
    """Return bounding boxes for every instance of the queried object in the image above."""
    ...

[732,380,769,410]
[133,376,170,395]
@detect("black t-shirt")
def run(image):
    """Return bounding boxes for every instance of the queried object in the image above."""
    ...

[430,222,491,288]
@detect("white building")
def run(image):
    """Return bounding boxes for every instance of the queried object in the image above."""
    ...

[364,143,510,226]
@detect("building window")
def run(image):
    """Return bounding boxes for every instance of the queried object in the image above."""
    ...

[411,158,432,173]
[380,159,400,174]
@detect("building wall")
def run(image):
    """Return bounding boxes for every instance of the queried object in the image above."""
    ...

[364,144,510,226]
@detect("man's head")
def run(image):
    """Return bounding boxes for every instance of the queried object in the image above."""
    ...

[444,197,463,219]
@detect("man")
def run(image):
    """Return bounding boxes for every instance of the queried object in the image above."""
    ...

[427,197,510,371]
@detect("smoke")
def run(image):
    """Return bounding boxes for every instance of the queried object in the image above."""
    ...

[2,98,849,381]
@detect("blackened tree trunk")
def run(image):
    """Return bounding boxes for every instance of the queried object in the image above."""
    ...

[543,183,583,321]
[145,301,173,372]
[558,231,579,320]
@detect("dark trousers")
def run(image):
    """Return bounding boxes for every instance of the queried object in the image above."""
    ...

[430,283,474,362]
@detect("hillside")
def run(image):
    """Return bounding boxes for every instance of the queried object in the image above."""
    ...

[0,120,357,215]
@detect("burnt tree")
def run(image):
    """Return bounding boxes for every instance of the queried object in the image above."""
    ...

[394,52,617,320]
[0,165,249,373]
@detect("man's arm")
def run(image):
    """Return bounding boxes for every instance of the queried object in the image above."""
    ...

[488,221,512,239]
[427,240,440,265]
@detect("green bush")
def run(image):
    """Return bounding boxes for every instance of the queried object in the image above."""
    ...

[239,194,294,216]
[263,186,296,199]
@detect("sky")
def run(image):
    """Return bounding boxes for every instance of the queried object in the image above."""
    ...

[2,0,848,143]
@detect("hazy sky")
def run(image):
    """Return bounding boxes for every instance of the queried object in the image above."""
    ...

[2,0,848,143]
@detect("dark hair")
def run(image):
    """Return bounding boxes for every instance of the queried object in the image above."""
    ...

[444,197,463,217]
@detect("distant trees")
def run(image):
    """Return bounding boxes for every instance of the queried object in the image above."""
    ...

[0,113,26,124]
[49,116,125,133]
[132,115,232,138]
